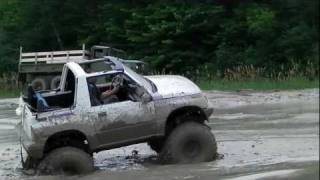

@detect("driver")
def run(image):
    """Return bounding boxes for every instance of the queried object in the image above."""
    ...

[101,74,123,104]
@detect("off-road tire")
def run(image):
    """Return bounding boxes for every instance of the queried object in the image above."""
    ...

[37,147,94,175]
[148,139,164,153]
[31,77,47,90]
[50,76,61,89]
[159,121,217,164]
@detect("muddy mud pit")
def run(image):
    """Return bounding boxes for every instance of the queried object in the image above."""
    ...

[0,89,318,180]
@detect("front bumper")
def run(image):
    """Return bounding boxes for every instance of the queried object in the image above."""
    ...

[203,107,214,118]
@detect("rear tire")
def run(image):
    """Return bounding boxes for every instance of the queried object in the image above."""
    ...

[37,147,94,175]
[159,122,217,164]
[31,77,47,90]
[148,139,164,153]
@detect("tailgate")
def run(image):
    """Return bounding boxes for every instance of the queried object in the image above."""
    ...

[21,103,36,139]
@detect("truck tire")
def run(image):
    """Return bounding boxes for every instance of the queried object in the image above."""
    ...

[148,139,164,153]
[50,76,61,89]
[31,78,47,90]
[159,122,217,164]
[37,147,94,175]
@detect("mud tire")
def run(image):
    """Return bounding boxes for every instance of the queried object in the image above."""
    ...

[37,147,94,175]
[50,76,61,89]
[159,122,217,164]
[148,139,164,153]
[31,77,47,90]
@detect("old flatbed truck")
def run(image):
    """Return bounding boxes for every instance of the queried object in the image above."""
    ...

[18,45,147,90]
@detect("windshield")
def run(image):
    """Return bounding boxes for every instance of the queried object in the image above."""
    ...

[123,65,154,93]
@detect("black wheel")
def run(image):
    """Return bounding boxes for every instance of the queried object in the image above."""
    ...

[159,122,217,164]
[31,77,47,90]
[50,76,61,89]
[37,147,94,175]
[148,138,164,153]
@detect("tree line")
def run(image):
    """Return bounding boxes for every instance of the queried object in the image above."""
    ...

[0,0,318,79]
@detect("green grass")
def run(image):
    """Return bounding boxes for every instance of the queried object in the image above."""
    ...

[0,89,20,98]
[197,77,319,91]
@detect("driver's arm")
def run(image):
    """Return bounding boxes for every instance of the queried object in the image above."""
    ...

[101,75,123,99]
[101,86,120,98]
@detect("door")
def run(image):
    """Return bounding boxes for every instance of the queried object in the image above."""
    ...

[90,100,156,146]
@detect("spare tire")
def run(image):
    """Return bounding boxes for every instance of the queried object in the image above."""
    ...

[50,76,61,89]
[159,122,217,164]
[37,147,94,175]
[31,78,47,90]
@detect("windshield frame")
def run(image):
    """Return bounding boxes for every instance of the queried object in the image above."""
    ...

[123,65,155,93]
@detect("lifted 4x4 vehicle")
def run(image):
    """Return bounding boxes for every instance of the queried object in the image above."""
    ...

[20,56,217,174]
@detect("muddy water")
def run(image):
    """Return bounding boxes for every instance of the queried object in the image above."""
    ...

[0,99,21,179]
[0,90,318,180]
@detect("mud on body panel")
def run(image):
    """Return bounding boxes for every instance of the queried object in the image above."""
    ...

[88,100,157,146]
[31,109,99,150]
[153,93,209,135]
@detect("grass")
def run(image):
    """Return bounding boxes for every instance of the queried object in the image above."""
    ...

[0,89,20,99]
[197,77,319,91]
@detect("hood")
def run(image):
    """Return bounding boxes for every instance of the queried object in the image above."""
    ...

[145,75,201,98]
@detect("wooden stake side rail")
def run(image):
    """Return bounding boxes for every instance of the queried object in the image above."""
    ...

[20,50,90,64]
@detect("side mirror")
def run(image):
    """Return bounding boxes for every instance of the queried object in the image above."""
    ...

[141,93,152,103]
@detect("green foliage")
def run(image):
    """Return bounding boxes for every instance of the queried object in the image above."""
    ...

[0,0,318,79]
[246,5,275,35]
[0,89,20,98]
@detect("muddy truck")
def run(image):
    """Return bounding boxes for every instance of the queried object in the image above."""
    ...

[19,56,217,174]
[18,45,148,90]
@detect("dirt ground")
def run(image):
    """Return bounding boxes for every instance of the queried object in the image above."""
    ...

[0,89,318,180]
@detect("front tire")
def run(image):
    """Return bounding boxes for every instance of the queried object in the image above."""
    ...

[37,147,94,175]
[159,122,217,164]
